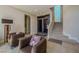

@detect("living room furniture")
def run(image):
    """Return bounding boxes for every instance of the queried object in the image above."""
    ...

[8,32,16,44]
[9,32,25,47]
[18,35,47,53]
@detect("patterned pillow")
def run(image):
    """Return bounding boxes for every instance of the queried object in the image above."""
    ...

[29,35,41,46]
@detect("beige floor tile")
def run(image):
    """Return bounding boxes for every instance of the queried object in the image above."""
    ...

[47,41,79,53]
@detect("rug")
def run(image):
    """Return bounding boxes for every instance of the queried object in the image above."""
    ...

[48,38,62,45]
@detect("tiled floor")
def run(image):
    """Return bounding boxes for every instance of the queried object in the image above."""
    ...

[0,22,79,53]
[0,40,79,53]
[47,40,79,53]
[0,43,21,53]
[47,22,79,53]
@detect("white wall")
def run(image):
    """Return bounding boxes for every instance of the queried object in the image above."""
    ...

[48,9,54,39]
[0,6,37,40]
[30,16,37,35]
[0,6,25,40]
[63,6,79,41]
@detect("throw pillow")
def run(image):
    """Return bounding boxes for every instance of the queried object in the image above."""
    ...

[29,35,41,46]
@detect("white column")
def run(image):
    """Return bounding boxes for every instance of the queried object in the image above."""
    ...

[47,7,54,40]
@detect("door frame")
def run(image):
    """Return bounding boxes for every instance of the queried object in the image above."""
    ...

[24,14,30,34]
[37,15,49,34]
[53,5,63,28]
[4,24,11,43]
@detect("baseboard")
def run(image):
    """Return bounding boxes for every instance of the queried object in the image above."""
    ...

[63,32,79,43]
[69,36,79,43]
[63,32,71,37]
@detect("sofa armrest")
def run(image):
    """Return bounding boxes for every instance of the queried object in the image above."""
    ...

[34,38,47,53]
[18,36,32,49]
[10,34,19,47]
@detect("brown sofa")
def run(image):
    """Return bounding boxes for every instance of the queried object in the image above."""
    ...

[9,32,25,47]
[18,35,47,53]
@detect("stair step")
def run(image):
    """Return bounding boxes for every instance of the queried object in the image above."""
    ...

[49,23,79,44]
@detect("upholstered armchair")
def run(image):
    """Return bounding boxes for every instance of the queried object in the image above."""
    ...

[18,35,47,53]
[9,32,25,47]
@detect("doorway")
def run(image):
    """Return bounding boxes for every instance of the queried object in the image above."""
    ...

[37,15,50,35]
[49,5,64,40]
[4,25,11,43]
[54,5,63,31]
[37,19,42,32]
[25,15,30,34]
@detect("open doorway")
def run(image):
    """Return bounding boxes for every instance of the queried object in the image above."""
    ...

[37,15,50,36]
[53,5,63,32]
[50,5,64,40]
[2,19,13,43]
[4,25,11,43]
[54,5,63,23]
[24,15,30,34]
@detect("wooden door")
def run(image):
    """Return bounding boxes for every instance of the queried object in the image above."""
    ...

[4,25,11,43]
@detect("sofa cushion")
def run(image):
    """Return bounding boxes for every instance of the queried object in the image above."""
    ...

[18,32,25,38]
[29,35,41,46]
[21,46,32,53]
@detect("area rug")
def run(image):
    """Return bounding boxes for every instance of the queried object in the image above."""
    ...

[48,38,62,45]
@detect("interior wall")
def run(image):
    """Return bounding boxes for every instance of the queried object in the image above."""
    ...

[0,6,25,40]
[0,19,4,40]
[0,6,37,40]
[63,5,79,41]
[30,16,37,35]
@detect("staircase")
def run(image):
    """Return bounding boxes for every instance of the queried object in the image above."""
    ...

[48,7,78,44]
[49,22,78,44]
[49,23,68,40]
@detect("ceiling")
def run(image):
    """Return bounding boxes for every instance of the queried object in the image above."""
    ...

[11,5,53,16]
